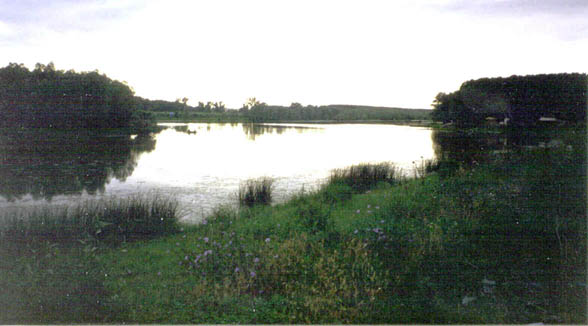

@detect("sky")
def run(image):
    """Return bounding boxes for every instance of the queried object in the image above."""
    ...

[0,0,586,109]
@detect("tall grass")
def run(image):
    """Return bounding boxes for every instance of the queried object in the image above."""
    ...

[329,162,401,192]
[238,177,274,208]
[0,194,179,248]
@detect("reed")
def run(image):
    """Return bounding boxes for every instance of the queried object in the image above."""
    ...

[328,162,401,192]
[238,177,275,208]
[0,194,179,247]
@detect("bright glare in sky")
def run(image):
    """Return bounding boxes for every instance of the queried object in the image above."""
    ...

[1,0,586,109]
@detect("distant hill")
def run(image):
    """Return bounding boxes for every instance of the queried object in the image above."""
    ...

[245,103,431,122]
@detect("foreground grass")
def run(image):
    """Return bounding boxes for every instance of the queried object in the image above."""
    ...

[1,127,585,323]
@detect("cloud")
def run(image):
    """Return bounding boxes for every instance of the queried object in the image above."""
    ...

[436,0,588,16]
[0,0,147,42]
[428,0,588,42]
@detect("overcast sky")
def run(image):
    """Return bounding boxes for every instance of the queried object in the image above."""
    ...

[1,0,586,109]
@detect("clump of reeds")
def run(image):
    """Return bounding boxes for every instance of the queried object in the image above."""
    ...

[238,177,274,208]
[328,162,401,192]
[412,157,441,179]
[0,194,179,247]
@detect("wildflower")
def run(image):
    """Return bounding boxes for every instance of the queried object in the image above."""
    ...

[176,242,180,246]
[354,229,358,234]
[376,206,380,210]
[277,223,281,227]
[235,267,240,273]
[254,257,260,263]
[380,220,385,224]
[367,204,371,209]
[265,238,271,243]
[184,255,189,260]
[202,219,208,225]
[204,250,213,256]
[157,271,162,276]
[273,255,279,259]
[203,237,209,243]
[250,271,256,277]
[356,209,361,214]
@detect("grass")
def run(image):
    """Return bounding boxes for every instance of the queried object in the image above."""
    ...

[0,194,180,249]
[329,162,402,192]
[0,126,585,324]
[238,177,274,208]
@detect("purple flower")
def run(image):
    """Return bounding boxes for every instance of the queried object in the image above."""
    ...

[203,237,209,243]
[254,257,260,263]
[184,255,189,260]
[204,250,213,256]
[367,204,371,209]
[234,267,240,273]
[354,229,358,234]
[157,271,162,276]
[202,219,208,225]
[380,220,385,224]
[375,206,380,210]
[250,271,256,277]
[356,209,361,214]
[265,238,271,243]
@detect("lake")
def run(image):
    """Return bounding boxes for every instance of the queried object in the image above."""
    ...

[0,123,437,223]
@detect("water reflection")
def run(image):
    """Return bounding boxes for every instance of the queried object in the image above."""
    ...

[241,123,319,140]
[2,123,436,222]
[0,129,157,201]
[431,128,555,166]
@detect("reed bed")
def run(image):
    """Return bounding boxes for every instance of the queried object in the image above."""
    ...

[0,194,179,247]
[328,162,402,192]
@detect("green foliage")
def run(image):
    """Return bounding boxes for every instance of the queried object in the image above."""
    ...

[238,177,274,208]
[0,62,147,129]
[432,73,587,126]
[0,194,179,248]
[2,126,586,324]
[245,103,431,122]
[329,162,401,192]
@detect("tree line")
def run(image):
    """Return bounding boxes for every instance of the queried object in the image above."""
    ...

[0,61,431,127]
[431,73,587,126]
[237,98,431,122]
[0,62,152,129]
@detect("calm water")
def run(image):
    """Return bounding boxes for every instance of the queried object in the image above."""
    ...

[0,123,437,223]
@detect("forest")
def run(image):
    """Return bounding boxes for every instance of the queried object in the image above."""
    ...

[0,62,150,129]
[431,73,587,126]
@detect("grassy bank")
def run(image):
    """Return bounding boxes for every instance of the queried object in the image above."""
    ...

[1,127,585,323]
